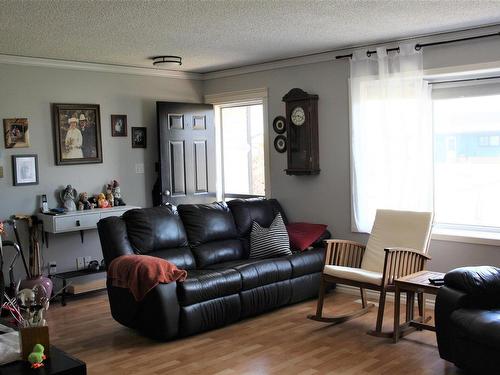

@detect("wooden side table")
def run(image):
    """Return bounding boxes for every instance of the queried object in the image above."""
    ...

[393,270,445,343]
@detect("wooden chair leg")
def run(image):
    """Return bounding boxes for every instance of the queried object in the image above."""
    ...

[375,290,386,333]
[367,290,393,338]
[360,288,368,308]
[315,277,327,318]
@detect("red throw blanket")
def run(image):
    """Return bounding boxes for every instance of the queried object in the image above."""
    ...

[108,255,187,301]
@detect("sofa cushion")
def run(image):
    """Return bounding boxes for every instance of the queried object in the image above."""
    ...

[286,247,325,278]
[249,213,291,259]
[178,201,238,246]
[122,206,196,270]
[191,239,244,269]
[178,202,242,268]
[123,206,189,250]
[206,258,292,290]
[176,268,242,306]
[228,198,288,238]
[149,247,197,270]
[451,308,500,348]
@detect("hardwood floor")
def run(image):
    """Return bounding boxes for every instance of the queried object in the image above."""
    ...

[46,290,462,375]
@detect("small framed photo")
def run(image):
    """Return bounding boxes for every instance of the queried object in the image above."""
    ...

[4,118,30,148]
[131,127,147,148]
[12,154,39,186]
[111,114,127,137]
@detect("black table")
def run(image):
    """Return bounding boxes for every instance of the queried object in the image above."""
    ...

[0,345,86,375]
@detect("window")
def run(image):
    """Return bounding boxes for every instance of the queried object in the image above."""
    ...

[219,103,265,198]
[432,81,500,231]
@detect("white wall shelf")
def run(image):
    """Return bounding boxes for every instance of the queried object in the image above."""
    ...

[37,205,139,246]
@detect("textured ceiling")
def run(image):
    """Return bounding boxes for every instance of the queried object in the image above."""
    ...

[1,0,500,73]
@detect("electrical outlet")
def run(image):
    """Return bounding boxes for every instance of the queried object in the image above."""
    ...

[76,257,84,270]
[49,261,57,275]
[84,256,91,268]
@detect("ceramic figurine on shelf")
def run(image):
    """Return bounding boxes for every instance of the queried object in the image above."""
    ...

[59,185,77,212]
[88,195,98,208]
[97,193,110,208]
[28,344,46,369]
[77,192,93,210]
[106,192,114,207]
[111,180,126,206]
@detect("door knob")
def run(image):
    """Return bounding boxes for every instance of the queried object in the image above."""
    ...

[163,190,171,196]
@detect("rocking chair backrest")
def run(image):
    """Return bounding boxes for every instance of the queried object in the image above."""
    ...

[361,209,433,273]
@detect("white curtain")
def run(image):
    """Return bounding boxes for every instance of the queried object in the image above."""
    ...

[350,43,433,233]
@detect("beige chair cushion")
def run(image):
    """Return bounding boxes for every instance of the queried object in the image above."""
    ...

[361,209,433,273]
[323,265,383,286]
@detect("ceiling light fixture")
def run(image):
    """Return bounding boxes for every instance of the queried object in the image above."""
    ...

[152,55,182,67]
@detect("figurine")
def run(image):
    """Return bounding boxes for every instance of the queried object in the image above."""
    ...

[77,192,93,210]
[111,180,126,206]
[97,193,110,208]
[88,195,98,208]
[106,192,114,207]
[59,185,77,211]
[28,344,46,369]
[16,284,49,327]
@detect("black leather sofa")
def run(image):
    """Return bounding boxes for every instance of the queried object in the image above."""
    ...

[435,266,500,372]
[97,198,328,340]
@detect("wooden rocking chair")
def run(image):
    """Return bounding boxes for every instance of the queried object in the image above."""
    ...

[308,209,433,337]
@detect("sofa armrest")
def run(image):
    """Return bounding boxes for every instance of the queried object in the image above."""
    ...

[444,266,500,295]
[97,216,135,267]
[107,280,180,340]
[435,286,468,362]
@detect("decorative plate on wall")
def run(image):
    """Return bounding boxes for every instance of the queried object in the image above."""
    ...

[272,116,286,134]
[274,135,287,153]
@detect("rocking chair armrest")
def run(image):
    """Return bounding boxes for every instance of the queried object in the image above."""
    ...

[384,247,431,260]
[382,247,431,284]
[324,239,366,268]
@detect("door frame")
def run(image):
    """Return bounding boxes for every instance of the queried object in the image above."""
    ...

[205,88,271,200]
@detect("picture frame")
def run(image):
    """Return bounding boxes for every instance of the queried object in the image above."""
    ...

[52,103,102,165]
[111,114,127,137]
[3,118,30,148]
[131,127,147,148]
[12,154,38,186]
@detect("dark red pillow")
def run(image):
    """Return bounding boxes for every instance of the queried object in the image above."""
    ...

[286,222,328,251]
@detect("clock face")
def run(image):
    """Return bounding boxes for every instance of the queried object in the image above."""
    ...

[291,106,306,126]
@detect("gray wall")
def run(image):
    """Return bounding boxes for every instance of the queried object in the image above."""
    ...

[203,38,500,272]
[0,64,202,276]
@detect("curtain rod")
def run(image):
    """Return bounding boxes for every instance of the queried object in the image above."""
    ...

[430,75,500,85]
[335,31,500,59]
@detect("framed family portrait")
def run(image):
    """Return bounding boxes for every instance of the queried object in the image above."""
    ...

[3,118,30,148]
[111,114,127,137]
[12,154,38,186]
[52,103,102,165]
[131,127,147,148]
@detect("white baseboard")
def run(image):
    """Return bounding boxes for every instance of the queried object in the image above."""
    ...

[335,285,436,309]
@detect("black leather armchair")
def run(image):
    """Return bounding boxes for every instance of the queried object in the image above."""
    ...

[435,266,500,372]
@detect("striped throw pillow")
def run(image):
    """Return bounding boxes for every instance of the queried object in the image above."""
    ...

[249,213,292,259]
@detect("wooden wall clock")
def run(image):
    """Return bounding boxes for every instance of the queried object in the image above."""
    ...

[282,88,320,175]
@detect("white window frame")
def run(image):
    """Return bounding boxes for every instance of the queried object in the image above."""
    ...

[204,88,270,201]
[426,69,500,246]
